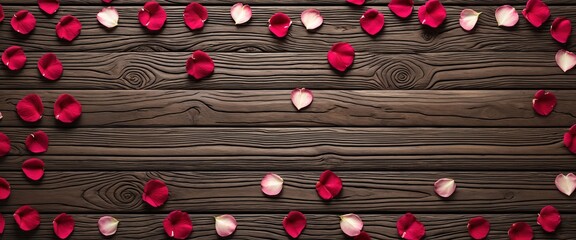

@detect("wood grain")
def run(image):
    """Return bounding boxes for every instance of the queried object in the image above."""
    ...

[2,0,575,5]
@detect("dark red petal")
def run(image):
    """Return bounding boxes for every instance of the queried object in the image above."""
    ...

[551,17,572,44]
[397,213,425,240]
[183,2,208,30]
[537,205,561,233]
[53,213,74,239]
[22,158,45,181]
[354,231,371,240]
[186,50,214,80]
[11,10,36,35]
[268,12,292,38]
[327,42,355,72]
[315,170,342,200]
[163,210,193,240]
[56,15,81,42]
[522,0,550,28]
[25,130,49,154]
[360,8,384,36]
[38,0,60,15]
[2,45,27,71]
[0,177,10,200]
[0,132,10,157]
[0,214,5,234]
[418,0,446,28]
[38,53,63,81]
[283,211,306,238]
[138,1,167,31]
[16,94,44,123]
[142,179,168,207]
[467,217,490,239]
[564,124,576,154]
[0,4,5,23]
[508,222,533,240]
[14,205,40,231]
[54,94,82,123]
[347,0,365,5]
[389,0,414,18]
[532,90,556,116]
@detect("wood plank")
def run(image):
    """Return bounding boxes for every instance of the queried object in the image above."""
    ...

[0,6,572,53]
[2,213,576,239]
[1,52,575,90]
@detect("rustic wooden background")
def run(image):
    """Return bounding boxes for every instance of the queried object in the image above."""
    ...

[1,0,576,239]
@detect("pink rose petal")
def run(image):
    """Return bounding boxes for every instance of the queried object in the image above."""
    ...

[555,173,576,196]
[397,213,425,240]
[261,172,283,196]
[467,216,490,240]
[231,3,252,25]
[522,0,550,28]
[215,214,237,237]
[315,170,342,200]
[434,178,456,198]
[389,0,414,18]
[301,9,323,30]
[0,132,10,157]
[283,211,306,238]
[186,50,214,80]
[0,177,10,200]
[11,10,36,35]
[564,125,576,154]
[163,210,193,240]
[537,205,561,232]
[508,222,533,240]
[142,179,168,207]
[2,45,27,71]
[532,90,556,116]
[269,12,292,38]
[22,158,45,181]
[53,213,74,239]
[184,2,208,31]
[495,5,518,27]
[138,1,167,31]
[340,213,363,237]
[347,0,365,5]
[460,9,481,31]
[556,49,576,72]
[97,7,119,28]
[26,130,49,154]
[327,42,355,72]
[16,94,44,123]
[38,53,63,81]
[38,0,60,15]
[14,205,40,231]
[551,17,572,44]
[418,0,446,28]
[360,8,384,36]
[56,15,82,42]
[291,88,313,111]
[98,216,119,236]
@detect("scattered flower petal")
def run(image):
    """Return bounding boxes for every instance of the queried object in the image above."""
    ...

[11,10,36,35]
[56,15,81,42]
[301,9,323,30]
[434,178,456,198]
[53,213,74,239]
[397,213,425,240]
[283,211,306,238]
[38,53,63,81]
[261,172,283,196]
[564,125,576,154]
[98,216,119,236]
[22,158,44,181]
[97,7,119,28]
[163,210,193,240]
[0,4,4,23]
[327,42,355,72]
[556,49,576,72]
[0,132,10,157]
[0,177,10,200]
[291,88,313,111]
[186,50,214,80]
[551,17,572,44]
[14,205,40,231]
[102,0,113,3]
[138,1,167,31]
[360,8,384,36]
[0,214,4,234]
[537,205,561,232]
[16,94,44,123]
[460,9,481,31]
[38,0,60,15]
[315,170,343,200]
[269,12,292,38]
[555,173,576,196]
[418,0,446,28]
[389,0,414,18]
[340,213,363,237]
[347,0,365,5]
[508,222,533,240]
[522,0,550,28]
[495,5,518,27]
[230,3,252,25]
[183,2,208,30]
[54,94,82,123]
[142,179,169,207]
[354,231,371,240]
[25,130,49,154]
[215,214,237,237]
[467,217,490,240]
[2,46,27,71]
[532,90,556,116]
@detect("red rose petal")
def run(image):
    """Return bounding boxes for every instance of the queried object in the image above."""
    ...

[183,2,208,30]
[315,170,342,200]
[537,205,561,232]
[16,94,44,123]
[11,10,36,35]
[38,53,63,81]
[564,124,576,154]
[163,210,193,240]
[389,0,414,18]
[397,213,425,240]
[347,0,365,5]
[56,15,81,42]
[2,46,27,71]
[22,158,45,181]
[142,179,168,207]
[14,205,40,231]
[354,231,371,240]
[186,50,214,80]
[102,0,113,3]
[268,12,292,38]
[532,90,556,116]
[0,132,10,157]
[138,1,167,31]
[551,17,572,44]
[283,211,306,238]
[418,0,446,28]
[508,222,533,240]
[38,0,60,15]
[54,94,82,123]
[360,9,384,36]
[467,217,490,240]
[327,42,355,72]
[522,0,550,28]
[0,4,5,23]
[0,177,10,200]
[0,214,5,234]
[25,130,49,154]
[53,213,74,239]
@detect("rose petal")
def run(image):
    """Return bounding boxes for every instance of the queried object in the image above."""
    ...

[38,0,60,15]
[215,214,237,237]
[522,0,550,28]
[0,214,4,234]
[315,170,343,200]
[389,0,414,18]
[142,179,168,207]
[564,125,576,154]
[360,8,384,36]
[537,205,561,232]
[354,231,371,240]
[163,210,193,240]
[555,173,576,196]
[11,10,36,35]
[467,216,490,240]
[0,177,10,200]
[56,15,81,42]
[340,213,363,237]
[495,5,519,27]
[301,9,323,30]
[0,4,4,23]
[97,7,119,28]
[327,42,355,72]
[269,12,292,38]
[508,222,533,240]
[102,0,113,3]
[0,132,10,157]
[22,158,45,181]
[54,94,82,123]
[551,17,572,44]
[397,213,425,240]
[283,211,306,238]
[460,9,481,31]
[2,45,27,71]
[231,3,252,25]
[14,205,40,231]
[98,216,119,236]
[347,0,365,5]
[556,49,576,72]
[38,53,63,81]
[418,0,446,28]
[16,94,44,123]
[25,130,49,154]
[532,90,556,116]
[434,178,456,198]
[186,50,214,80]
[291,88,313,111]
[53,213,74,239]
[138,1,167,31]
[183,2,208,31]
[261,172,283,196]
